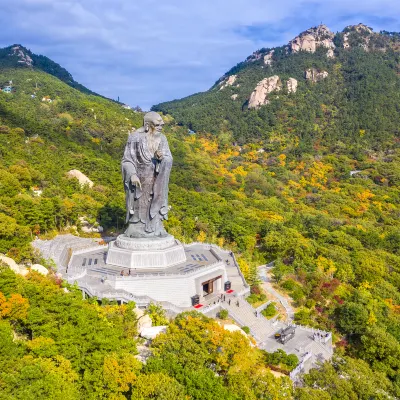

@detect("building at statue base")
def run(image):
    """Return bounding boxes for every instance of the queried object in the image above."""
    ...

[33,233,333,379]
[34,234,249,309]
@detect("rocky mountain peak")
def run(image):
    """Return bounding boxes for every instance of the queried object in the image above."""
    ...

[9,44,33,67]
[343,23,373,34]
[289,24,335,53]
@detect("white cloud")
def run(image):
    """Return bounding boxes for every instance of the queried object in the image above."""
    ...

[1,0,400,108]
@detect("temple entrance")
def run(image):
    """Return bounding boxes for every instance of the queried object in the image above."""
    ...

[202,275,222,296]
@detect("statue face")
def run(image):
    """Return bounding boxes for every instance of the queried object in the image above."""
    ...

[151,115,164,134]
[144,112,164,134]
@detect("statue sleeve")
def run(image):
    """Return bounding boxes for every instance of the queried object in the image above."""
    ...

[150,135,172,219]
[121,135,137,186]
[160,135,173,159]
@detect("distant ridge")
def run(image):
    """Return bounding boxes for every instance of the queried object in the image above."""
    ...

[153,23,400,147]
[0,44,100,97]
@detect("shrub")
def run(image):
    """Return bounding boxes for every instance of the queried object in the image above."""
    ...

[281,279,296,291]
[241,326,250,334]
[246,294,258,304]
[219,309,229,320]
[250,285,261,295]
[261,302,277,318]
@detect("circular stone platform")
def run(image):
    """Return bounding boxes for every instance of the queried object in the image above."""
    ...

[106,234,187,270]
[116,234,176,251]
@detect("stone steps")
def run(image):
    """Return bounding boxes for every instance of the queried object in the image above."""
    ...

[222,298,278,342]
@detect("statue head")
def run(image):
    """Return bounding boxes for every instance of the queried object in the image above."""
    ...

[144,112,164,134]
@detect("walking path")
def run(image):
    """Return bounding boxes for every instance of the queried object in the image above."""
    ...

[258,264,294,321]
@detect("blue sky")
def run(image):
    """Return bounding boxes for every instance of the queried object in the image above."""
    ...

[1,0,400,109]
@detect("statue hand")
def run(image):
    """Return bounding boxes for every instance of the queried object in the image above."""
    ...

[130,175,142,189]
[155,150,163,160]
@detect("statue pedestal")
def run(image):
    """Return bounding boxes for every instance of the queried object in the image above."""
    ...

[105,234,186,270]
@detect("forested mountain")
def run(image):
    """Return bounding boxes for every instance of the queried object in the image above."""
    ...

[1,28,400,399]
[153,24,400,150]
[0,44,99,96]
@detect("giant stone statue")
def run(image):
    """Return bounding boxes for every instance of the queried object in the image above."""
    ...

[106,111,185,269]
[122,112,172,238]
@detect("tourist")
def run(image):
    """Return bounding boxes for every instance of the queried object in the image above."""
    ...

[228,299,231,305]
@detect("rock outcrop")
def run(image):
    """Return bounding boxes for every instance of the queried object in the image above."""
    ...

[289,24,335,53]
[0,254,29,276]
[263,50,274,65]
[326,49,335,58]
[10,45,33,67]
[248,76,282,109]
[78,216,103,233]
[305,68,329,83]
[342,24,373,50]
[286,78,298,93]
[135,309,153,333]
[247,50,263,62]
[67,169,94,188]
[219,75,237,90]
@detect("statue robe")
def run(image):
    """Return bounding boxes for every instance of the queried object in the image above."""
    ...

[121,128,172,236]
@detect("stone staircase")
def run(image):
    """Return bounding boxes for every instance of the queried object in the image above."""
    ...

[221,297,277,342]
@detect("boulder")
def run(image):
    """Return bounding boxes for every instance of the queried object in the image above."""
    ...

[290,24,335,53]
[67,169,93,188]
[140,326,167,340]
[231,94,238,100]
[138,315,153,332]
[135,308,153,333]
[286,78,298,93]
[31,264,49,276]
[78,216,103,233]
[248,76,282,109]
[305,68,329,83]
[219,75,237,90]
[0,254,29,276]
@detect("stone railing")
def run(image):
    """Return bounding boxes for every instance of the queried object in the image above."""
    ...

[103,261,223,280]
[79,283,186,314]
[70,244,106,256]
[255,300,272,313]
[290,322,331,338]
[229,251,250,289]
[289,351,312,381]
[236,287,251,297]
[66,266,87,282]
[199,303,221,315]
[190,241,250,290]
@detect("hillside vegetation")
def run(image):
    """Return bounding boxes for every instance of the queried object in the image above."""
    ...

[0,44,98,95]
[154,25,400,150]
[0,24,400,399]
